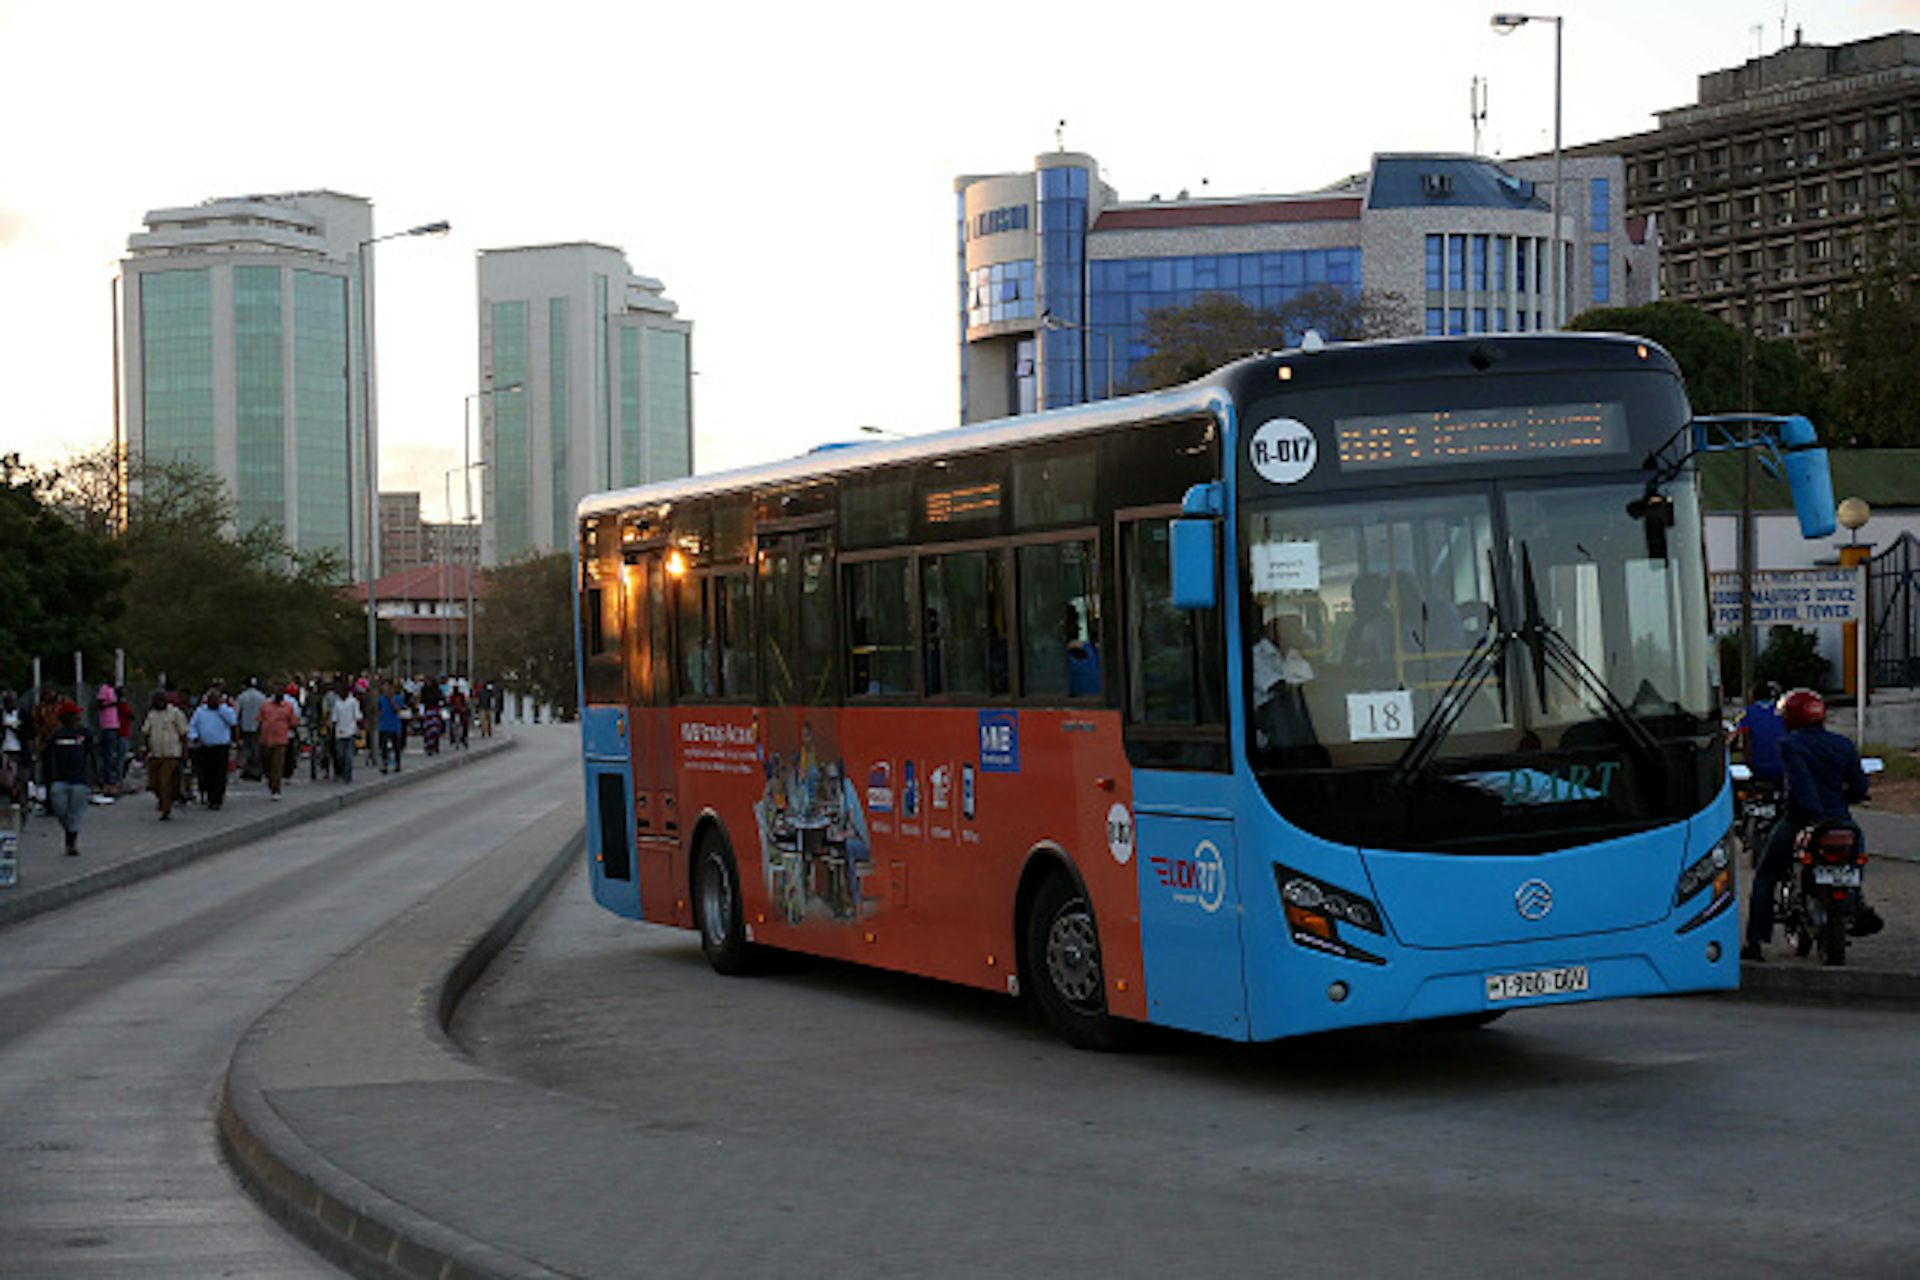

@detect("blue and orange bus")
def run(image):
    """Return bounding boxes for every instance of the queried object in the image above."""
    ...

[574,333,1835,1047]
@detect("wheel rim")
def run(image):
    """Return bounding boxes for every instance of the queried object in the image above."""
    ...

[1045,899,1103,1012]
[700,850,733,946]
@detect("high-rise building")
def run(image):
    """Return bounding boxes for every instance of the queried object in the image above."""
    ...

[119,191,375,567]
[1570,30,1920,343]
[476,244,693,565]
[955,151,1654,423]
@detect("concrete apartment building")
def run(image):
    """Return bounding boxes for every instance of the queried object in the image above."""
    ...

[119,191,376,568]
[380,490,480,572]
[955,150,1655,423]
[1573,29,1920,342]
[476,245,693,565]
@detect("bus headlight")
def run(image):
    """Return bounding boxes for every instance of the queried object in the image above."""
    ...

[1674,836,1736,934]
[1276,866,1386,965]
[1675,839,1732,905]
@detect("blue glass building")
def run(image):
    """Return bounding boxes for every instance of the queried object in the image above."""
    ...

[122,191,373,568]
[957,151,1653,424]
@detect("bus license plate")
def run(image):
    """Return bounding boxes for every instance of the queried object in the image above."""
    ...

[1485,965,1590,1003]
[1812,865,1862,887]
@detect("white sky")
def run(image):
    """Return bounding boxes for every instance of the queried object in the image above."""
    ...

[2,0,1916,520]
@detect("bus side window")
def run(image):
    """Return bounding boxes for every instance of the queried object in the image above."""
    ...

[1121,516,1226,734]
[922,549,1010,698]
[676,575,713,699]
[798,542,840,705]
[580,520,625,705]
[1017,538,1100,701]
[759,544,796,706]
[715,571,756,700]
[845,557,914,696]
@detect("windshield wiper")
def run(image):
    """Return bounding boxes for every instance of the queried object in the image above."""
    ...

[1392,551,1513,785]
[1515,541,1663,761]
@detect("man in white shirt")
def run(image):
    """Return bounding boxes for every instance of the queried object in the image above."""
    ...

[329,683,364,783]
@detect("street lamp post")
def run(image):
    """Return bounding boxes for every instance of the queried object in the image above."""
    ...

[1492,12,1563,329]
[1040,309,1114,402]
[463,382,520,682]
[357,219,451,681]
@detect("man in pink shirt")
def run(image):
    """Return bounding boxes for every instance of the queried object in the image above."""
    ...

[95,683,123,799]
[257,688,302,800]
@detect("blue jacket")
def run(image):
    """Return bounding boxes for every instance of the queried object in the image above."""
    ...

[1780,725,1869,824]
[377,694,405,734]
[1740,701,1786,781]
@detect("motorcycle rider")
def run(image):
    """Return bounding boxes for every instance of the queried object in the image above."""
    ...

[1734,680,1786,785]
[1742,688,1877,961]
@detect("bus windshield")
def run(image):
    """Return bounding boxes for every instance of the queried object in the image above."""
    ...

[1242,476,1716,854]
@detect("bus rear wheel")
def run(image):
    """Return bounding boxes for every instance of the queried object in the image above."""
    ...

[1026,873,1131,1051]
[695,834,759,975]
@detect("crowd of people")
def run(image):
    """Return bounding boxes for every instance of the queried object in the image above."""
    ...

[1,675,505,855]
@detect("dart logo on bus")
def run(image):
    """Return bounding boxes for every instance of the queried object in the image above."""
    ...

[1150,840,1225,913]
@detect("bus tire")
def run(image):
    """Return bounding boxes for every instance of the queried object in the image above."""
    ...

[695,833,759,976]
[1025,873,1131,1051]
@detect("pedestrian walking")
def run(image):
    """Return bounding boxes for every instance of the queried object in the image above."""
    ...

[419,675,445,756]
[46,700,91,855]
[235,677,267,781]
[189,689,237,810]
[376,682,407,774]
[448,684,471,749]
[330,680,362,782]
[94,682,124,796]
[30,688,60,811]
[258,687,300,800]
[309,679,333,780]
[140,691,190,820]
[2,691,29,813]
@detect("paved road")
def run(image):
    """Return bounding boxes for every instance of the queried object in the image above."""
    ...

[0,725,578,1278]
[453,869,1920,1277]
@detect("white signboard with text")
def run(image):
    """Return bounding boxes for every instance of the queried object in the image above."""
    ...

[1710,568,1862,633]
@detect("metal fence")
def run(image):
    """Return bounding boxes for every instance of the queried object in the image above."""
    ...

[1870,532,1920,687]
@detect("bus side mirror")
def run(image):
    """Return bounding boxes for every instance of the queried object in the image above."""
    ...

[1171,482,1223,610]
[1171,520,1217,609]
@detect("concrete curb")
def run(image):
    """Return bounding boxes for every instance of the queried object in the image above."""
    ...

[0,737,516,931]
[218,802,584,1280]
[1732,960,1920,1011]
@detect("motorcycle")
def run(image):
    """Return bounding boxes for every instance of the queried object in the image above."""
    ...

[1774,822,1870,967]
[1730,765,1781,867]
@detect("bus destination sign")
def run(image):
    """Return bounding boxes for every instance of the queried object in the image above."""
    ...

[1335,402,1628,472]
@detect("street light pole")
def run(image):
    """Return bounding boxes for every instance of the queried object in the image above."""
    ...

[463,382,519,681]
[1039,309,1113,401]
[1492,12,1564,329]
[357,218,451,681]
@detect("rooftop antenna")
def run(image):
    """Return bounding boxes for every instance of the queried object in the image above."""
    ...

[1056,118,1066,151]
[1470,76,1489,156]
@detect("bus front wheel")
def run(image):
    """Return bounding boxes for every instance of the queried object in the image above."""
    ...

[1026,874,1131,1051]
[695,835,759,975]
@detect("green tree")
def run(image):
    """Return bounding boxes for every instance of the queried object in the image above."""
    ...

[1565,300,1828,417]
[476,551,576,718]
[1818,206,1920,446]
[0,454,125,689]
[1127,287,1410,392]
[114,455,371,687]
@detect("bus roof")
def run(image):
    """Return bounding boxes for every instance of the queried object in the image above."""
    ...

[575,332,1675,522]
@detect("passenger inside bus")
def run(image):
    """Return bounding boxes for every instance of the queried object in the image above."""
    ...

[1253,614,1321,760]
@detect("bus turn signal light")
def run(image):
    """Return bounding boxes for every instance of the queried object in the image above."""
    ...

[1275,865,1386,965]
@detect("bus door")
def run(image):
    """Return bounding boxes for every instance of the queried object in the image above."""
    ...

[626,546,684,925]
[583,518,640,920]
[1118,508,1246,1039]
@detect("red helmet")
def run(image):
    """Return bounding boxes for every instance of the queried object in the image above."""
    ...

[1778,688,1827,731]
